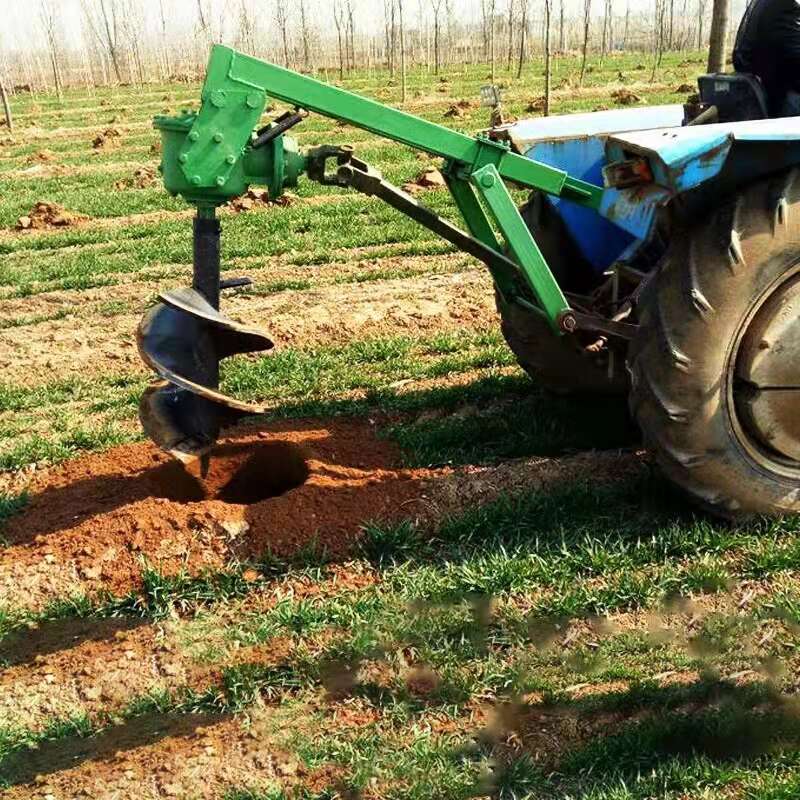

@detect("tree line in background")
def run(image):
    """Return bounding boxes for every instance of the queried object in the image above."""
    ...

[0,0,737,129]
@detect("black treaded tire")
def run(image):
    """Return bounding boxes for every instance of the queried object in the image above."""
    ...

[629,170,800,518]
[496,193,629,395]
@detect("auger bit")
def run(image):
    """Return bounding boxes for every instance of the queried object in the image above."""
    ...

[137,209,273,475]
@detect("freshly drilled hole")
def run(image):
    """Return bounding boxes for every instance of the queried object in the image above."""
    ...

[217,441,310,504]
[146,441,310,505]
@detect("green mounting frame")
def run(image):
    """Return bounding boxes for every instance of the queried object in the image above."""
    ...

[159,45,606,333]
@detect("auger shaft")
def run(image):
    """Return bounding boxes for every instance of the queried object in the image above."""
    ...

[193,208,222,312]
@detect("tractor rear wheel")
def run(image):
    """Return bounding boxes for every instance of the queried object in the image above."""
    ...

[629,171,800,518]
[497,193,629,395]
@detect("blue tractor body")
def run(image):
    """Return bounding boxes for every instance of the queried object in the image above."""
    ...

[506,107,800,274]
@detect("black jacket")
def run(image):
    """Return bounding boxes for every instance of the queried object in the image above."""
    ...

[733,0,800,114]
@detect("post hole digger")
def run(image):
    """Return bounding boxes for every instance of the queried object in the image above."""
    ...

[140,44,800,518]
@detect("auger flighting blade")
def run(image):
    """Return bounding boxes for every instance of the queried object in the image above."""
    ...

[137,288,273,464]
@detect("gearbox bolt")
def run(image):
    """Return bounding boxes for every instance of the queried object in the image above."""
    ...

[480,173,495,188]
[188,131,200,142]
[213,133,224,143]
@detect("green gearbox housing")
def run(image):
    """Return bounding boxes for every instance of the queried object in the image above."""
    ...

[154,110,305,205]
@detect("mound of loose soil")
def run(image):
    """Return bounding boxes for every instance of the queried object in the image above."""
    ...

[114,166,157,190]
[227,187,295,212]
[0,419,438,606]
[443,99,473,118]
[676,82,695,93]
[525,96,546,113]
[25,148,55,164]
[611,88,642,106]
[402,167,446,194]
[92,126,122,149]
[15,201,89,230]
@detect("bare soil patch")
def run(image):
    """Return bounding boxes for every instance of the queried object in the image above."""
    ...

[0,267,494,385]
[0,418,437,609]
[0,708,342,798]
[15,201,89,231]
[227,187,297,212]
[113,165,157,190]
[92,126,123,150]
[0,412,640,612]
[402,167,446,194]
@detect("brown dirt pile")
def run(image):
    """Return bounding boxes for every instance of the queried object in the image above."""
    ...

[402,167,446,194]
[228,187,296,212]
[443,99,474,118]
[525,96,546,113]
[0,419,438,608]
[15,201,88,230]
[114,165,157,190]
[676,83,695,93]
[92,126,122,149]
[25,148,56,164]
[611,88,642,106]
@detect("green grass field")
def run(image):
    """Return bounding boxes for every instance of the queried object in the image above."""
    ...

[2,50,799,799]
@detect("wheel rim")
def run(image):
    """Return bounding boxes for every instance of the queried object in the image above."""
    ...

[732,269,800,475]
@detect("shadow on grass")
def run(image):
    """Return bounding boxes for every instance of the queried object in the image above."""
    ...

[0,615,150,669]
[0,712,226,787]
[481,680,800,799]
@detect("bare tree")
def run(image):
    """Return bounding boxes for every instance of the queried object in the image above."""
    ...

[346,0,356,71]
[275,0,290,68]
[299,0,312,70]
[516,0,527,78]
[334,1,347,79]
[158,0,172,79]
[0,74,11,131]
[40,0,64,101]
[600,0,613,63]
[543,0,552,115]
[121,0,146,85]
[236,0,256,55]
[579,0,591,87]
[697,0,708,50]
[488,0,496,82]
[707,0,731,73]
[399,0,407,102]
[651,0,668,81]
[196,0,211,46]
[432,0,444,74]
[98,0,124,82]
[623,1,631,49]
[559,0,566,52]
[505,0,515,70]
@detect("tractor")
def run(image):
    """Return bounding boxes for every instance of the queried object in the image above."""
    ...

[139,46,799,519]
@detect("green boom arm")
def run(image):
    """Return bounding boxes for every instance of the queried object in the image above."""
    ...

[167,45,606,331]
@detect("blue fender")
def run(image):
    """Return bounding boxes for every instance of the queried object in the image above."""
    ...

[506,110,800,274]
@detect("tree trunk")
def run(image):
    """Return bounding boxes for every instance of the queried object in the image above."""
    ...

[399,0,407,102]
[516,0,527,78]
[506,0,515,70]
[544,0,552,116]
[579,0,591,86]
[559,0,566,51]
[0,78,12,132]
[707,0,730,73]
[489,0,496,83]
